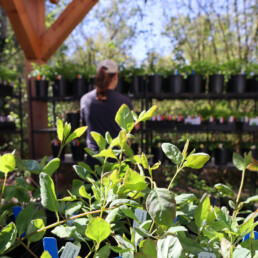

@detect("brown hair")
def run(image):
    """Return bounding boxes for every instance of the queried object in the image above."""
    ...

[95,66,116,102]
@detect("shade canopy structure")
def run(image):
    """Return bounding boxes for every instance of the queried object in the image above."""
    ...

[0,0,98,158]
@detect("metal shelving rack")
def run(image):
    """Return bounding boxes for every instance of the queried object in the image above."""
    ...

[0,78,24,157]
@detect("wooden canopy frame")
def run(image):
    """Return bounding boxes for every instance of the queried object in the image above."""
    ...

[0,0,98,158]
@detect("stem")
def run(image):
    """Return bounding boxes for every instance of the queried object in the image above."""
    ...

[233,168,246,220]
[55,211,60,222]
[18,239,38,258]
[0,173,8,202]
[57,144,64,159]
[21,206,117,241]
[28,175,39,188]
[167,166,184,190]
[101,156,108,185]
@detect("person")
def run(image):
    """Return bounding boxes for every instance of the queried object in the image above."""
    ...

[80,60,133,168]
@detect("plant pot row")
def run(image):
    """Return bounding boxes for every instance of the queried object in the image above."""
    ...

[151,144,258,166]
[119,74,257,95]
[35,77,95,99]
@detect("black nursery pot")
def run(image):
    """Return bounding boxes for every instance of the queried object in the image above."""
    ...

[53,79,72,97]
[186,74,205,93]
[71,144,84,161]
[148,75,162,94]
[73,78,88,97]
[67,112,80,131]
[151,146,165,164]
[130,75,144,95]
[227,74,246,93]
[164,75,184,94]
[208,74,224,94]
[35,80,49,98]
[246,75,258,93]
[214,148,232,165]
[51,144,65,160]
[117,76,131,94]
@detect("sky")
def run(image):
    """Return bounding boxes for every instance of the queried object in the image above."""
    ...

[64,0,173,64]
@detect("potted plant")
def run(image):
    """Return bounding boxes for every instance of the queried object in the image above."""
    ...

[208,63,225,94]
[214,142,233,165]
[0,66,16,96]
[126,67,145,95]
[66,110,80,131]
[71,139,85,161]
[245,63,258,93]
[163,66,185,94]
[52,62,78,97]
[30,63,54,99]
[51,138,65,160]
[183,61,208,93]
[224,60,246,93]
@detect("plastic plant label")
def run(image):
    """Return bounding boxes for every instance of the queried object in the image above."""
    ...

[43,237,58,258]
[198,252,216,258]
[60,242,80,258]
[133,208,147,228]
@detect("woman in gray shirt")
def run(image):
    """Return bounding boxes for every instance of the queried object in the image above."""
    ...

[80,60,132,168]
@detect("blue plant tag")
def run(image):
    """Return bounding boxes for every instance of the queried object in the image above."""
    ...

[12,206,26,238]
[13,206,22,220]
[242,231,258,242]
[43,237,59,258]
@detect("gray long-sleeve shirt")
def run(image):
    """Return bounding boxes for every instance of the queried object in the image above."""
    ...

[80,89,132,152]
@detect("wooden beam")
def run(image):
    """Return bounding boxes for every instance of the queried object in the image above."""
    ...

[50,0,60,4]
[40,0,98,61]
[0,0,40,59]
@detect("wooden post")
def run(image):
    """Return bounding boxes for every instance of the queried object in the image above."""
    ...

[0,0,98,158]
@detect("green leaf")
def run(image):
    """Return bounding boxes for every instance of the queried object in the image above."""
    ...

[41,251,52,258]
[178,234,204,255]
[184,153,210,169]
[25,160,42,174]
[71,179,84,196]
[105,132,113,145]
[138,238,157,258]
[123,168,147,192]
[125,155,142,165]
[175,193,197,205]
[51,225,74,238]
[115,104,134,133]
[146,187,176,229]
[39,172,59,212]
[65,126,87,144]
[43,158,60,177]
[120,205,140,223]
[134,227,152,238]
[56,118,64,141]
[194,193,211,229]
[141,153,149,169]
[95,244,111,258]
[239,217,254,236]
[0,153,16,174]
[118,130,127,148]
[161,143,183,165]
[63,122,71,140]
[138,105,157,122]
[244,195,258,203]
[65,202,82,217]
[73,165,89,180]
[16,205,36,237]
[233,153,245,171]
[157,235,183,258]
[79,185,91,199]
[167,226,188,234]
[0,222,17,254]
[91,131,106,151]
[214,183,234,198]
[151,161,161,170]
[94,149,118,160]
[27,219,46,243]
[110,199,141,208]
[182,140,189,158]
[247,159,258,172]
[85,217,111,244]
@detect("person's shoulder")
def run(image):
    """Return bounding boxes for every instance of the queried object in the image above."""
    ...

[80,89,96,104]
[111,90,131,103]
